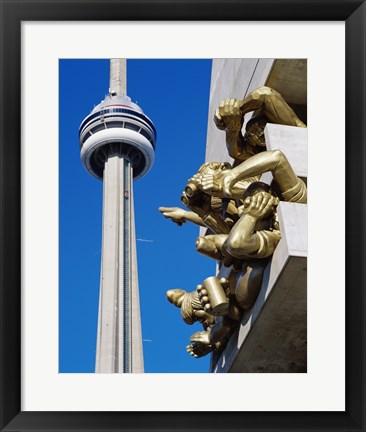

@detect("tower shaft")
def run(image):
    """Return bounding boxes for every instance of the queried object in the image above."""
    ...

[95,155,144,373]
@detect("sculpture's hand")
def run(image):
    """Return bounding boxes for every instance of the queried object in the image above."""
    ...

[214,110,226,130]
[200,169,236,198]
[190,330,211,345]
[158,207,187,226]
[214,98,244,132]
[187,173,202,185]
[200,174,224,197]
[243,192,279,220]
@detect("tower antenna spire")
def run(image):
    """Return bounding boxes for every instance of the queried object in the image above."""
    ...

[109,58,126,96]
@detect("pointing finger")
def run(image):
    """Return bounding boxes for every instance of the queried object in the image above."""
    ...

[158,206,174,213]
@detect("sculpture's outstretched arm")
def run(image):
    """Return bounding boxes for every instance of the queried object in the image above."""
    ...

[215,86,306,129]
[201,150,307,204]
[158,206,205,227]
[239,86,306,127]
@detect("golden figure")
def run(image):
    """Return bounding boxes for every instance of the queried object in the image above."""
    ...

[159,162,238,235]
[167,268,271,358]
[159,161,262,233]
[195,183,279,312]
[163,182,280,358]
[214,86,306,162]
[166,287,221,358]
[167,279,241,358]
[166,288,215,328]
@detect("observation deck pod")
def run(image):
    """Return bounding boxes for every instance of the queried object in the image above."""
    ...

[79,94,156,181]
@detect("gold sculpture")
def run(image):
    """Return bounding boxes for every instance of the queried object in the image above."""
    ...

[200,150,307,204]
[161,177,281,356]
[160,86,307,359]
[167,278,241,358]
[214,86,306,162]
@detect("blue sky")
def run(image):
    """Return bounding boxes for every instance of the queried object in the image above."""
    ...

[59,59,215,373]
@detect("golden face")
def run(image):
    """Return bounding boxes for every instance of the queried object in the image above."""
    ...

[246,122,266,147]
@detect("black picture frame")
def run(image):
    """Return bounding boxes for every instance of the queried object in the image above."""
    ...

[0,1,365,431]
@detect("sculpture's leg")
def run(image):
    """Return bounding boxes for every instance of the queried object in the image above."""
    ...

[234,260,268,309]
[186,341,215,358]
[209,316,236,345]
[195,234,228,260]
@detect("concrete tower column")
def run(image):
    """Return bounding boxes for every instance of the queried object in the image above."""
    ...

[95,155,143,373]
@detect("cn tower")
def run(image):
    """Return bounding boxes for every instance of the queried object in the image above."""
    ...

[79,59,156,373]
